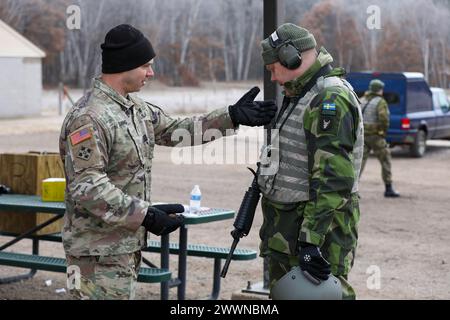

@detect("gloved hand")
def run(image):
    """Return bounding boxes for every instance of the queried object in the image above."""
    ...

[142,204,185,236]
[152,204,185,214]
[228,86,277,127]
[298,243,331,281]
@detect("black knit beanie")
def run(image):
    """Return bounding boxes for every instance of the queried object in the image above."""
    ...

[101,24,156,74]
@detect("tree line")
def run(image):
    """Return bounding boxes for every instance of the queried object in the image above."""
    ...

[0,0,449,88]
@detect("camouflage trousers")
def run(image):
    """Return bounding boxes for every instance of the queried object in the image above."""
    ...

[259,195,360,300]
[66,251,141,300]
[360,135,392,184]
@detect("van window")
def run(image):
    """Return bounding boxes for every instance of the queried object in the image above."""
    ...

[407,82,432,112]
[438,92,449,113]
[432,91,440,110]
[384,93,400,104]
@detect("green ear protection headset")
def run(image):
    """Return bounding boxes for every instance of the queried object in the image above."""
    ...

[269,30,302,70]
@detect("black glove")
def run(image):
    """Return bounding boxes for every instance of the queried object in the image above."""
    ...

[142,204,185,236]
[152,204,185,214]
[228,86,277,127]
[298,243,331,281]
[0,184,11,195]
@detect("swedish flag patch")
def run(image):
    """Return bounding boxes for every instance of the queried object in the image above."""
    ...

[321,103,336,116]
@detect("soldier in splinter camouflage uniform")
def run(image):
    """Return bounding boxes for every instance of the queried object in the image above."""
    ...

[359,79,400,197]
[60,24,276,300]
[258,23,364,299]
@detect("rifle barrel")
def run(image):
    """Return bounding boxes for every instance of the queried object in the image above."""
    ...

[220,238,239,278]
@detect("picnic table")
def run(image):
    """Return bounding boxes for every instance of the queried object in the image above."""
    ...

[0,194,256,299]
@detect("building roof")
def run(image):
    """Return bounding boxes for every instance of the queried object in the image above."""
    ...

[0,19,46,58]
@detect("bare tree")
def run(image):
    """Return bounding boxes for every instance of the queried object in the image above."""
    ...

[0,0,28,28]
[1,0,448,87]
[410,0,436,81]
[242,0,262,80]
[180,0,202,65]
[63,0,106,89]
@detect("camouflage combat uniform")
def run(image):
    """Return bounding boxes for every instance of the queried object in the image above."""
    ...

[59,78,235,299]
[359,91,392,184]
[258,48,363,300]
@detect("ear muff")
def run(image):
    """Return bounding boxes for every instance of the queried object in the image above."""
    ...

[278,42,302,69]
[269,31,302,70]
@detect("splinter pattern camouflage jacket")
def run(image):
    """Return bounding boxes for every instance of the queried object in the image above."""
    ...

[259,48,363,276]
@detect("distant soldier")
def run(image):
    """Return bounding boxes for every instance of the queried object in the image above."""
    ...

[59,24,277,300]
[359,79,400,197]
[259,23,363,300]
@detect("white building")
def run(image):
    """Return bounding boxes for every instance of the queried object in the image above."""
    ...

[0,19,46,118]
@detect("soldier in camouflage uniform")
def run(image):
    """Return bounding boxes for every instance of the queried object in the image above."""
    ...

[258,23,364,299]
[359,79,400,197]
[60,24,276,300]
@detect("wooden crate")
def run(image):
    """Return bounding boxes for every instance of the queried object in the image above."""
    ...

[0,152,65,235]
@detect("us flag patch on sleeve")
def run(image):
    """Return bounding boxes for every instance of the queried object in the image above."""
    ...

[70,128,92,146]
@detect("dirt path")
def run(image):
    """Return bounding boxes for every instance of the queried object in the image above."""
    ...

[1,126,449,300]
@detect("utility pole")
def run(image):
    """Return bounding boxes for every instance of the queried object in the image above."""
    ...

[241,0,284,298]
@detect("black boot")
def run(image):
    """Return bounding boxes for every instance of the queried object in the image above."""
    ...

[384,184,400,197]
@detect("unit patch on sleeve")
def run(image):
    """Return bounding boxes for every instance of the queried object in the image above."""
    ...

[77,146,93,161]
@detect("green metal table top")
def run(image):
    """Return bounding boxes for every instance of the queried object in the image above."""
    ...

[0,194,234,224]
[0,194,65,214]
[180,208,234,225]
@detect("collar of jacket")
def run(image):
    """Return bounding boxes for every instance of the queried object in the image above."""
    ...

[283,46,334,96]
[94,78,135,109]
[365,91,383,99]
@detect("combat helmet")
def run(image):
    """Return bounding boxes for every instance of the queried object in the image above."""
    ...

[271,267,342,300]
[369,79,385,92]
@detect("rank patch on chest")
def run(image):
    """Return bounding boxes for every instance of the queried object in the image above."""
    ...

[138,109,147,119]
[77,146,92,161]
[321,103,336,116]
[321,117,333,131]
[70,128,92,146]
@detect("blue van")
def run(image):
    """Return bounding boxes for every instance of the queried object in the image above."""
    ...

[346,72,450,157]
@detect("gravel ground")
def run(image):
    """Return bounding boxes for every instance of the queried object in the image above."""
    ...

[1,85,450,300]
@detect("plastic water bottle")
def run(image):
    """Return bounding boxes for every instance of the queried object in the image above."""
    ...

[189,185,201,213]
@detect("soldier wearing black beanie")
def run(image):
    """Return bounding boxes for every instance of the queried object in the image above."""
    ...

[101,24,155,74]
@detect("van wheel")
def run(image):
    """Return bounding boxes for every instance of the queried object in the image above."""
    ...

[409,130,427,157]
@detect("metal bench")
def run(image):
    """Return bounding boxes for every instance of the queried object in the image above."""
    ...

[0,251,171,283]
[144,240,257,299]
